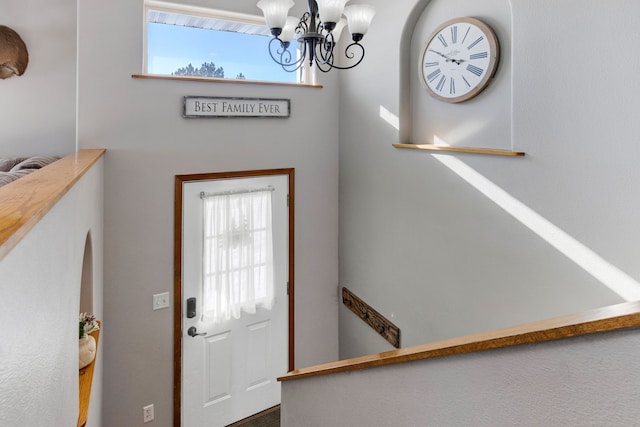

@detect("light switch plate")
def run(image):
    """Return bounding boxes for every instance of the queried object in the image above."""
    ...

[143,404,154,423]
[153,292,170,310]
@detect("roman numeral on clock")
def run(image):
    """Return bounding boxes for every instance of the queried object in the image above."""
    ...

[451,26,458,44]
[461,27,471,44]
[438,34,448,47]
[470,52,488,60]
[424,61,439,67]
[467,36,484,50]
[427,68,441,82]
[449,77,456,95]
[466,64,483,77]
[435,74,446,92]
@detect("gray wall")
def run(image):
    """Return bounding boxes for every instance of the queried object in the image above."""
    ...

[282,327,640,426]
[1,0,76,156]
[3,0,338,425]
[1,0,105,426]
[77,0,340,426]
[0,160,104,427]
[339,0,640,358]
[5,0,640,424]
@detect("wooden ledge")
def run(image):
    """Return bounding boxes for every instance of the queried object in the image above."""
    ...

[279,300,640,382]
[132,74,323,89]
[393,143,525,157]
[0,149,106,262]
[78,322,101,427]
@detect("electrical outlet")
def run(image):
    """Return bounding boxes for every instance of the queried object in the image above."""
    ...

[153,292,170,310]
[143,404,154,423]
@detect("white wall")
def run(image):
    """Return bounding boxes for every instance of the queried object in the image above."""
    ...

[339,0,639,358]
[410,0,512,150]
[77,1,340,426]
[1,0,105,425]
[282,328,640,426]
[8,0,637,423]
[0,159,104,427]
[1,0,77,157]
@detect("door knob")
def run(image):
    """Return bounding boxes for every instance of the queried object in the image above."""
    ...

[187,326,207,337]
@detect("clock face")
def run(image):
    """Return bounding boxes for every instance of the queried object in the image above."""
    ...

[420,17,500,103]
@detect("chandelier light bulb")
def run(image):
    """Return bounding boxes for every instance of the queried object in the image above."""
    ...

[279,16,300,43]
[343,4,376,37]
[257,0,295,33]
[316,0,350,26]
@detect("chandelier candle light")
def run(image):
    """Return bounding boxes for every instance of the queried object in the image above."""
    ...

[257,0,375,72]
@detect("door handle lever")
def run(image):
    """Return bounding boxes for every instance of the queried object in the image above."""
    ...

[187,326,207,337]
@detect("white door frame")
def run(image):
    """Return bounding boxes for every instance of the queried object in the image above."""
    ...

[173,168,295,427]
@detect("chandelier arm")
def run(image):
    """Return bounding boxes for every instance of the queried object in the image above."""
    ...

[320,42,366,71]
[314,58,333,73]
[318,32,336,61]
[298,12,311,33]
[315,51,335,67]
[314,37,335,66]
[267,38,307,72]
[311,37,333,72]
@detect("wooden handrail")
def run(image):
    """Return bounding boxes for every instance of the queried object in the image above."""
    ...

[279,300,640,381]
[0,149,105,262]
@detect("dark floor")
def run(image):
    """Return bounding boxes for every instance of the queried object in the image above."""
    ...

[228,405,280,427]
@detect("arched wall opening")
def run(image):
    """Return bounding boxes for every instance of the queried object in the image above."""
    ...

[79,231,93,314]
[399,0,513,150]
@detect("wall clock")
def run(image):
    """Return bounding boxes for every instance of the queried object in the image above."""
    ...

[419,17,500,103]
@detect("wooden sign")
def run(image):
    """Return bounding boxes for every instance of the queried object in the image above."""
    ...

[342,287,401,348]
[183,96,290,118]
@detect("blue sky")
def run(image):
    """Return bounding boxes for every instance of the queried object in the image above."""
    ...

[147,23,297,83]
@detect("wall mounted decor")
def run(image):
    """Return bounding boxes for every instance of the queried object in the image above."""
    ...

[419,17,500,103]
[183,96,290,118]
[0,25,29,79]
[401,2,521,156]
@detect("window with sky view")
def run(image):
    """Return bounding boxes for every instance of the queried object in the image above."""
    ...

[147,21,298,83]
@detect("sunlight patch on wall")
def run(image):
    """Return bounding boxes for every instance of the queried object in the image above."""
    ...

[380,105,400,131]
[432,135,640,301]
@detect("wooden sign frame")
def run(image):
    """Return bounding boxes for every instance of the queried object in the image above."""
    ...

[183,96,290,118]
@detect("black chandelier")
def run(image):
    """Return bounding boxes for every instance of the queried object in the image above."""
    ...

[257,0,375,73]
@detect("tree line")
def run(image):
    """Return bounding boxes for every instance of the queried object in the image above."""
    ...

[171,61,245,80]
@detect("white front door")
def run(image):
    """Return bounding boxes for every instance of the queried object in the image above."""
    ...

[181,174,289,427]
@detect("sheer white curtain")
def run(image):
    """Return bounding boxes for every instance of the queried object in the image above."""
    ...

[201,188,274,323]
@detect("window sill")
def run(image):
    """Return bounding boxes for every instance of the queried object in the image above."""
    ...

[131,74,323,88]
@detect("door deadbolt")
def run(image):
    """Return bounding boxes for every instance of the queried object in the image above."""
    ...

[186,297,197,318]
